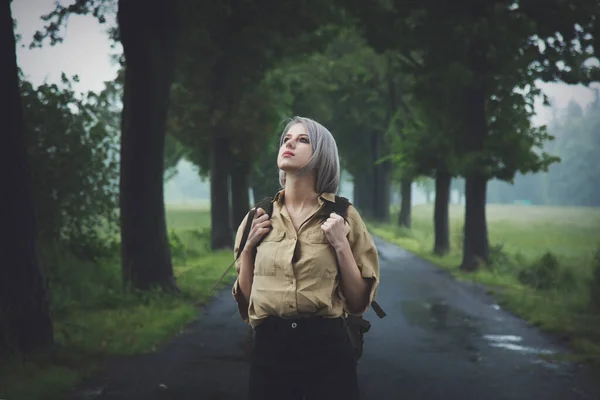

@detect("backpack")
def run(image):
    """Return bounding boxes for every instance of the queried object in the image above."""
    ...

[212,194,386,360]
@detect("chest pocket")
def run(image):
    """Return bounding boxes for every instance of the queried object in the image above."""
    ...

[306,230,329,244]
[255,230,285,276]
[304,230,338,278]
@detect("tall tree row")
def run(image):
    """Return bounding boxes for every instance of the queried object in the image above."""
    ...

[346,0,599,270]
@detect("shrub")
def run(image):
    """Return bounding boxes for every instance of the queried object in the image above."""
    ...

[589,247,600,311]
[517,252,576,291]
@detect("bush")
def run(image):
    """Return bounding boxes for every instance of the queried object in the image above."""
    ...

[589,247,600,311]
[20,74,120,260]
[517,252,576,291]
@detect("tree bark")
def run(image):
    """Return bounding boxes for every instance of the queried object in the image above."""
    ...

[0,1,53,357]
[460,28,490,271]
[372,130,391,222]
[461,175,489,270]
[118,0,178,290]
[398,178,412,228]
[433,170,451,255]
[353,172,374,218]
[230,160,250,230]
[210,136,233,250]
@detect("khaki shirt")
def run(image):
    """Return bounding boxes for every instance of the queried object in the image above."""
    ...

[231,191,380,329]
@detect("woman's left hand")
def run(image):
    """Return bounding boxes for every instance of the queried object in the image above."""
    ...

[321,212,350,250]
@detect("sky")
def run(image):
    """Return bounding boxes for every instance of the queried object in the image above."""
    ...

[11,0,599,128]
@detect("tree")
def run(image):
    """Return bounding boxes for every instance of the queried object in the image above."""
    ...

[169,1,342,249]
[117,0,179,290]
[33,0,183,290]
[277,27,398,221]
[21,75,120,257]
[349,0,600,270]
[0,0,53,357]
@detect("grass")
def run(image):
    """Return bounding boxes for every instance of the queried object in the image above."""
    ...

[0,204,236,400]
[367,203,600,364]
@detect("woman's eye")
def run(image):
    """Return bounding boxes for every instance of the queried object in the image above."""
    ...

[300,138,309,143]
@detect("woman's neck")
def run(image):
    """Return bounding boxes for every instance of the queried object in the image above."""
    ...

[283,173,319,210]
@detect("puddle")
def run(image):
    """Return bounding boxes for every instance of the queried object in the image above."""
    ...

[483,334,522,342]
[400,300,480,334]
[73,386,106,400]
[400,300,482,361]
[483,334,556,355]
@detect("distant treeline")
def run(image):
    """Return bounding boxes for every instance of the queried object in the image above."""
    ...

[487,93,600,207]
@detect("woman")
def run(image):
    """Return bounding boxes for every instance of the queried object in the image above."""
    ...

[232,116,380,400]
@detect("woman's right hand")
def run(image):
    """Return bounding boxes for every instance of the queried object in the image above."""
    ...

[244,208,271,251]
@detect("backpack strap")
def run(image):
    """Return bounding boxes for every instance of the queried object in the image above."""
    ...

[211,196,274,292]
[236,197,274,259]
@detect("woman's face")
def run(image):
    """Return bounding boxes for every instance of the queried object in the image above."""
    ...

[277,123,313,172]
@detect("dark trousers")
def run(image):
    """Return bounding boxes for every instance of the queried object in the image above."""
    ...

[248,316,360,400]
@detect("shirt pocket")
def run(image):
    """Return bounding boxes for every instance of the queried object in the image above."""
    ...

[305,230,338,278]
[306,229,330,244]
[255,230,285,276]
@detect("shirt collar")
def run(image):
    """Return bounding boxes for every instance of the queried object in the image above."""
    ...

[273,190,336,204]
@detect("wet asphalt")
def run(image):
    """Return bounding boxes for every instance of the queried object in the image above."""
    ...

[71,236,600,400]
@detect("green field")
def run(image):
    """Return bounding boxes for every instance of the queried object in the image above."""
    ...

[1,204,235,400]
[368,203,600,362]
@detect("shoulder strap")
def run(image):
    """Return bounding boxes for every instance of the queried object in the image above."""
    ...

[333,195,351,218]
[236,196,274,259]
[212,196,274,292]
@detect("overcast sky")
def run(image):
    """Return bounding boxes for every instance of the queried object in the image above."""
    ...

[11,0,599,128]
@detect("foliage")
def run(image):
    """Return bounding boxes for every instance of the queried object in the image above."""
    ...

[543,95,600,206]
[0,206,233,400]
[168,0,345,178]
[347,0,600,185]
[20,74,119,257]
[517,252,577,291]
[487,93,600,207]
[591,248,600,311]
[29,0,117,48]
[275,27,399,178]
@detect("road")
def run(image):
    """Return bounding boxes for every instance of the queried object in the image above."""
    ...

[72,236,600,400]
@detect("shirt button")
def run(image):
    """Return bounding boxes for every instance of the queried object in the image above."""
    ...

[291,322,297,329]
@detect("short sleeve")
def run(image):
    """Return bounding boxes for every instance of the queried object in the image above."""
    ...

[344,205,380,314]
[231,211,252,323]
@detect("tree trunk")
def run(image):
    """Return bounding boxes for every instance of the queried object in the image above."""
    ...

[425,190,432,204]
[460,30,490,271]
[433,171,451,255]
[353,172,374,217]
[118,0,178,290]
[230,160,250,230]
[0,1,53,357]
[372,130,391,222]
[398,178,412,228]
[461,175,489,270]
[210,136,233,250]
